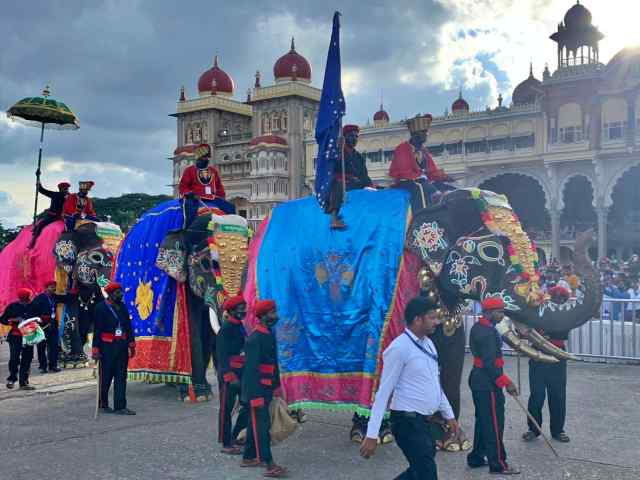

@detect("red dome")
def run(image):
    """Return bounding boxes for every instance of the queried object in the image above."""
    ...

[198,56,234,95]
[452,93,469,112]
[373,106,389,121]
[249,135,288,147]
[273,38,311,82]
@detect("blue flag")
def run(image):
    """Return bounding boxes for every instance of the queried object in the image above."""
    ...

[314,11,345,209]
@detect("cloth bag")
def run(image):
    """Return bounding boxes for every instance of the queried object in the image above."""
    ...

[235,397,299,443]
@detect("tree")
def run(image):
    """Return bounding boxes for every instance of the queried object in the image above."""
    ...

[0,221,21,250]
[92,193,173,232]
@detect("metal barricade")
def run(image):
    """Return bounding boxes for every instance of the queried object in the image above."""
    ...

[462,298,640,364]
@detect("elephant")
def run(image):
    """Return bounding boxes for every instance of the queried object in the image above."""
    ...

[53,221,120,367]
[241,186,601,448]
[115,197,245,402]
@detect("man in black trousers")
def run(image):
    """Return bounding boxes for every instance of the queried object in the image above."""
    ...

[1,288,36,390]
[360,296,459,480]
[240,299,287,478]
[522,285,571,443]
[467,297,520,475]
[92,282,136,415]
[216,294,248,455]
[30,281,63,373]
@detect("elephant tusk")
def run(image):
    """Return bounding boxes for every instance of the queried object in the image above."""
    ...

[526,329,577,361]
[495,318,559,364]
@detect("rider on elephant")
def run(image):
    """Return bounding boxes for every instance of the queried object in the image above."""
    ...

[63,181,98,231]
[389,114,454,211]
[326,124,373,229]
[29,181,70,248]
[178,143,226,228]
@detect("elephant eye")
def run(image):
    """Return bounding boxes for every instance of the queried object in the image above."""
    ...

[200,256,212,271]
[89,252,104,263]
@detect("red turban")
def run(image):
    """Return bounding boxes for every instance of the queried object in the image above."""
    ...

[549,285,571,299]
[223,294,245,312]
[57,182,71,189]
[342,124,360,136]
[193,143,211,160]
[45,281,57,288]
[255,299,276,317]
[481,297,505,311]
[104,282,122,294]
[17,288,33,302]
[79,181,95,190]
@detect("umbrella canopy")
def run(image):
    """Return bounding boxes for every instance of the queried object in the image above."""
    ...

[6,86,79,129]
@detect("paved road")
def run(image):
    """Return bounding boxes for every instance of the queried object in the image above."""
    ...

[0,341,638,480]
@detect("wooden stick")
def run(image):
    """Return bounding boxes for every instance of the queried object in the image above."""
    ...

[94,359,100,420]
[511,393,559,458]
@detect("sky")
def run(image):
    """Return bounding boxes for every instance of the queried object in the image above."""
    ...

[1,0,638,226]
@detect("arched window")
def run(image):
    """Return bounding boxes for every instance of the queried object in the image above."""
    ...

[272,112,280,131]
[262,113,271,134]
[281,110,288,132]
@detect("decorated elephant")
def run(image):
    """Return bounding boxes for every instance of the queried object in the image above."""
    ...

[53,220,123,367]
[113,198,245,401]
[242,186,601,447]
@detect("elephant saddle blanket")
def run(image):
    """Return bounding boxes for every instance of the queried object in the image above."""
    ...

[243,188,421,414]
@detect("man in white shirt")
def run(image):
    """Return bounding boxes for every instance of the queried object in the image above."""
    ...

[360,297,459,479]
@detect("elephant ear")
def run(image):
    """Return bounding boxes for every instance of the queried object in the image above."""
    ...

[156,231,188,283]
[53,232,78,273]
[407,205,452,276]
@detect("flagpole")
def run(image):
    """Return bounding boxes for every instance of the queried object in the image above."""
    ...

[340,124,347,204]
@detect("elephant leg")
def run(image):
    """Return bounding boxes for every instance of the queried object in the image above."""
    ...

[432,325,465,420]
[186,291,212,400]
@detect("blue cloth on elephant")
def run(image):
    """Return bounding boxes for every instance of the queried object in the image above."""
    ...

[114,198,234,383]
[255,188,410,410]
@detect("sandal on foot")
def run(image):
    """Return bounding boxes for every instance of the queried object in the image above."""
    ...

[491,466,520,475]
[522,431,539,442]
[221,446,242,455]
[240,459,266,468]
[264,465,288,478]
[553,432,570,443]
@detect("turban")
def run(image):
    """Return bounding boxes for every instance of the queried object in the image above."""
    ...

[17,288,33,302]
[104,282,122,294]
[255,299,276,317]
[549,285,571,299]
[45,280,57,288]
[342,124,360,136]
[79,181,95,190]
[193,143,211,160]
[223,294,245,312]
[57,182,71,189]
[481,297,505,311]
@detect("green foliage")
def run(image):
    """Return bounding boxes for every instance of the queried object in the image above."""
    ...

[92,193,173,232]
[0,221,21,250]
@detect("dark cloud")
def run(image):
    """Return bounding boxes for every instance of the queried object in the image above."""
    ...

[2,0,505,222]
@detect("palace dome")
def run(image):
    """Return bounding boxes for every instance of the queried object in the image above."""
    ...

[373,107,389,122]
[452,92,469,113]
[273,38,311,83]
[564,1,592,29]
[198,56,234,96]
[512,66,543,106]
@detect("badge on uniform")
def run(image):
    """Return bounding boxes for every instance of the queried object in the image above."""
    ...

[205,186,212,195]
[115,328,123,336]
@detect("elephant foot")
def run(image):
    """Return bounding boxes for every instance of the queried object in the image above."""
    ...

[350,424,364,444]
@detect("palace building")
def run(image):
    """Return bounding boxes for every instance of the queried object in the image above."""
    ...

[171,1,640,262]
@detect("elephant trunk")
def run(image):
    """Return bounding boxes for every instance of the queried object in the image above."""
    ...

[521,230,602,334]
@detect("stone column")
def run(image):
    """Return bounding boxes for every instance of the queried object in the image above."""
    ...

[550,209,561,261]
[596,207,609,260]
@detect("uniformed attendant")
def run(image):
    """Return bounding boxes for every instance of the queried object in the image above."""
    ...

[1,288,36,390]
[522,286,571,443]
[467,297,520,475]
[29,181,70,248]
[30,281,63,373]
[91,282,136,415]
[240,300,287,478]
[216,294,249,455]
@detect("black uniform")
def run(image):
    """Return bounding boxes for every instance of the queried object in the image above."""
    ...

[92,300,135,411]
[467,317,512,473]
[326,147,373,214]
[30,185,67,246]
[216,315,248,448]
[29,292,64,371]
[527,330,568,437]
[241,324,280,464]
[1,302,33,386]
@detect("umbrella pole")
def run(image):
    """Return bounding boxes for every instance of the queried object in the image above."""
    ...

[33,122,45,225]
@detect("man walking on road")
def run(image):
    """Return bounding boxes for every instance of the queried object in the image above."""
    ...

[360,296,459,480]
